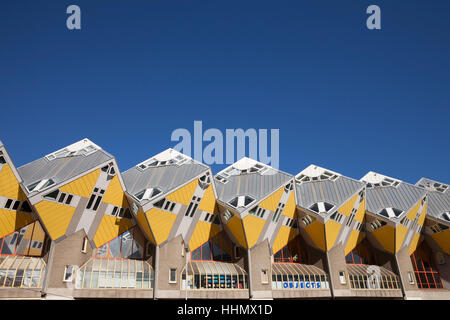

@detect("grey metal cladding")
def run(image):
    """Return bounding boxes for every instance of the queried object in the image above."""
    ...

[0,140,3,148]
[415,178,450,221]
[295,175,364,211]
[122,162,208,198]
[214,170,292,207]
[365,182,426,218]
[17,149,113,188]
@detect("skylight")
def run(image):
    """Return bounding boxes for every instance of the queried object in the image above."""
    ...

[137,150,189,170]
[45,139,100,161]
[27,179,55,193]
[378,207,403,218]
[134,188,162,201]
[218,158,268,178]
[228,195,255,209]
[442,212,450,222]
[295,165,340,185]
[361,172,401,189]
[418,180,449,193]
[309,201,334,214]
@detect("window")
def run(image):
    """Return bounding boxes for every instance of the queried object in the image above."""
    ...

[261,269,269,284]
[185,196,201,217]
[370,219,387,230]
[228,195,255,209]
[296,169,339,185]
[81,237,89,253]
[309,202,334,214]
[234,246,240,259]
[329,212,344,223]
[223,210,233,222]
[76,258,154,289]
[346,208,357,227]
[95,227,144,259]
[0,156,6,164]
[44,190,59,201]
[20,201,32,213]
[273,237,307,264]
[379,207,403,218]
[272,202,285,223]
[301,215,314,226]
[190,232,233,262]
[26,179,55,193]
[169,268,177,283]
[410,242,444,289]
[86,188,105,211]
[12,201,20,210]
[4,199,13,209]
[134,188,161,201]
[198,173,211,190]
[408,272,415,285]
[63,266,74,282]
[345,241,374,265]
[249,206,266,219]
[339,271,347,284]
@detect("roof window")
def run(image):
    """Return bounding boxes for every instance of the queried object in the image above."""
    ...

[228,195,255,209]
[378,207,403,218]
[26,179,55,193]
[309,201,334,214]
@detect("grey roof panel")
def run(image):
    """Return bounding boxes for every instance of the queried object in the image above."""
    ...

[18,149,113,189]
[416,178,450,223]
[122,162,208,200]
[214,169,293,211]
[365,181,426,220]
[295,175,364,214]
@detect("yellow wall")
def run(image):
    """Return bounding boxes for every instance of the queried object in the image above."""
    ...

[226,215,247,249]
[258,187,284,212]
[0,164,26,201]
[282,191,296,219]
[34,201,76,240]
[93,215,134,247]
[272,225,296,254]
[338,193,359,217]
[431,228,450,254]
[0,209,34,238]
[166,179,199,206]
[137,209,155,244]
[145,208,177,245]
[188,220,221,252]
[395,224,408,253]
[325,219,342,250]
[101,175,128,208]
[305,221,326,252]
[197,184,217,214]
[344,230,365,256]
[60,169,100,198]
[242,214,266,249]
[372,224,395,254]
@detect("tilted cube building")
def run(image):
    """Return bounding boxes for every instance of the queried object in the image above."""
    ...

[0,139,448,300]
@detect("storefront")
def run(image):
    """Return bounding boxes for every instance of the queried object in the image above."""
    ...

[271,263,330,290]
[181,261,248,290]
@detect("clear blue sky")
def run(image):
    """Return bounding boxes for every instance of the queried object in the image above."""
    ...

[0,0,449,185]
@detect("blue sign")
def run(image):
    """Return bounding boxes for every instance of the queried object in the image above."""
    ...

[282,281,321,289]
